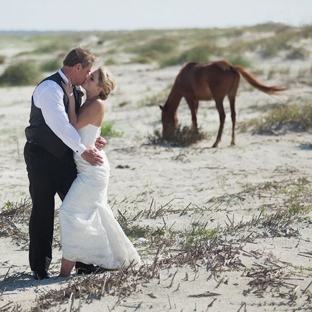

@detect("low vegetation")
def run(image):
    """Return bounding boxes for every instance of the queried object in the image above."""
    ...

[148,125,208,147]
[1,177,311,310]
[138,87,170,107]
[100,121,123,138]
[40,57,62,72]
[159,44,219,67]
[1,24,312,311]
[0,22,311,80]
[238,101,312,134]
[0,61,42,86]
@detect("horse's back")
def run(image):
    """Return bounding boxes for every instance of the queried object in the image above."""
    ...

[181,60,232,72]
[178,61,237,99]
[180,61,236,83]
[177,62,212,98]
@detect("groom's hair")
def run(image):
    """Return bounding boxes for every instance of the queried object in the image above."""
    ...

[63,47,96,68]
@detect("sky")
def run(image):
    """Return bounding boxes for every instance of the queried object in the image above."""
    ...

[1,0,312,32]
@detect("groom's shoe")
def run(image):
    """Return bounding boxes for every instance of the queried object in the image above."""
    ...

[75,262,116,275]
[76,264,117,275]
[76,263,98,275]
[33,270,50,280]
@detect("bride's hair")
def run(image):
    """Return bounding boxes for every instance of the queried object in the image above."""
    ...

[98,66,115,100]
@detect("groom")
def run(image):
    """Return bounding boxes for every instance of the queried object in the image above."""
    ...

[24,47,104,280]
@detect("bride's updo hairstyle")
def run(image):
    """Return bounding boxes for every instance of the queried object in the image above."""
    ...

[98,66,116,100]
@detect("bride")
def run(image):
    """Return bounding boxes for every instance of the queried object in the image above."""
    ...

[59,66,141,277]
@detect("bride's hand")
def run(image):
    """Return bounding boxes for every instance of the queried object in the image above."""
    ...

[95,136,107,150]
[61,79,74,98]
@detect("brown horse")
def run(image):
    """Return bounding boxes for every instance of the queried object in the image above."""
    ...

[159,60,286,147]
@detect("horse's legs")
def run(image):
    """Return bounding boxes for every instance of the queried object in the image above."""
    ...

[212,100,225,148]
[228,71,239,146]
[228,95,236,146]
[185,97,199,132]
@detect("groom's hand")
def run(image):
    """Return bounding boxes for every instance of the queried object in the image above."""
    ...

[95,136,106,151]
[81,147,103,166]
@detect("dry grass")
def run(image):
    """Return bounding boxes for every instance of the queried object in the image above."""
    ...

[0,178,311,311]
[1,23,312,311]
[147,125,208,147]
[238,101,312,135]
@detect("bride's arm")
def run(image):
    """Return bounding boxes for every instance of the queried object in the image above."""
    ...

[61,80,78,127]
[62,80,104,130]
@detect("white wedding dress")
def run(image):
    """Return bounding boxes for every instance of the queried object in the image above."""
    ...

[59,124,141,269]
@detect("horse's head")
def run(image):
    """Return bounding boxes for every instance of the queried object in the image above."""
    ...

[159,103,178,140]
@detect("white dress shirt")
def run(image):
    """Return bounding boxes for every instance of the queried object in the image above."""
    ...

[32,70,86,155]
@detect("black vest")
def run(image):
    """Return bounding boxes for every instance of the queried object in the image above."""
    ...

[25,72,82,158]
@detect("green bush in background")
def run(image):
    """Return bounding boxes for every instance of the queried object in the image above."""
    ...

[101,121,123,137]
[159,44,220,67]
[40,58,62,72]
[0,61,42,86]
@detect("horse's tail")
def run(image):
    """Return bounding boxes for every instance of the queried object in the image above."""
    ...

[233,65,287,94]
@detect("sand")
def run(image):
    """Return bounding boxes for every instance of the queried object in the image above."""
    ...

[0,44,311,312]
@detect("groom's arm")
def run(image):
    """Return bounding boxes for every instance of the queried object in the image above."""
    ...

[61,79,107,153]
[33,81,103,165]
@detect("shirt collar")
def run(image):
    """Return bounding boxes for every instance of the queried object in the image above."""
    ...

[58,69,68,82]
[58,69,82,90]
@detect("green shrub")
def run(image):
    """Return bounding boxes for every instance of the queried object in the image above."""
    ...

[40,58,62,72]
[159,44,219,67]
[148,125,208,147]
[32,42,70,54]
[285,47,310,60]
[100,121,123,137]
[0,61,42,86]
[105,57,117,65]
[300,25,312,39]
[259,33,292,59]
[128,37,177,61]
[130,55,153,64]
[179,45,210,63]
[0,55,5,64]
[158,55,181,68]
[138,88,170,107]
[227,57,252,68]
[238,102,312,134]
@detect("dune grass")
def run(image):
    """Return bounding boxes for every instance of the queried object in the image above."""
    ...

[40,57,63,72]
[1,23,312,311]
[100,121,123,138]
[1,175,312,310]
[0,61,42,86]
[148,125,208,147]
[238,101,312,134]
[0,22,310,74]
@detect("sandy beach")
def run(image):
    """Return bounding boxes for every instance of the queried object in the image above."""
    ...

[0,27,311,311]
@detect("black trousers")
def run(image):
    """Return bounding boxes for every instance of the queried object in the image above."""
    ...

[24,142,77,273]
